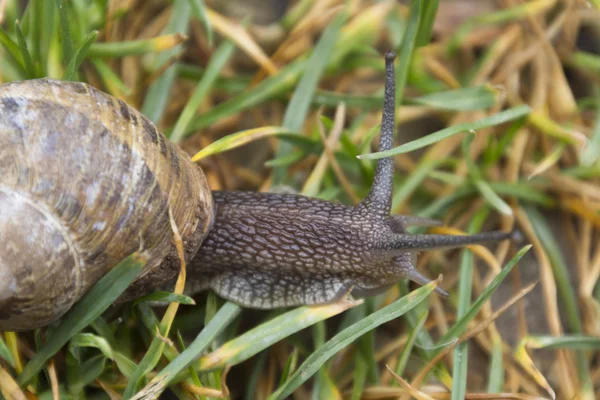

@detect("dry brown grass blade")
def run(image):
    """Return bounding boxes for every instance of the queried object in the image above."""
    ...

[407,281,538,395]
[514,207,578,398]
[182,366,231,398]
[206,8,278,76]
[560,197,600,229]
[0,365,26,400]
[386,364,435,400]
[48,359,60,400]
[316,103,362,204]
[358,386,550,400]
[96,379,122,400]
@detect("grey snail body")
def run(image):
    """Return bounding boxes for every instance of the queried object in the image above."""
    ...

[0,53,514,331]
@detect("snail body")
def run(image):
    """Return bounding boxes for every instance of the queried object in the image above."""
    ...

[0,53,514,331]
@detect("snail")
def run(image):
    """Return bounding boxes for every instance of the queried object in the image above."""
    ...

[0,52,515,332]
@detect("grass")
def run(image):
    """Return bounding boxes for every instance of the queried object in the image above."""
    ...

[0,0,599,399]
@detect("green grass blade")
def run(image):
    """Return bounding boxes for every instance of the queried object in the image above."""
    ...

[186,60,305,132]
[14,21,36,78]
[581,93,600,166]
[394,0,422,106]
[141,0,191,124]
[358,105,531,160]
[435,245,532,351]
[18,253,147,385]
[269,281,438,400]
[416,0,439,46]
[68,333,114,360]
[170,39,236,143]
[63,30,98,81]
[39,0,56,76]
[391,158,449,210]
[88,34,186,58]
[450,208,489,400]
[350,353,368,400]
[90,58,132,98]
[0,337,15,368]
[394,310,428,380]
[273,11,346,183]
[487,336,504,393]
[187,0,213,45]
[410,85,498,111]
[522,335,600,350]
[197,301,359,372]
[314,85,497,111]
[525,207,582,332]
[524,206,592,393]
[474,180,513,216]
[133,302,241,398]
[134,291,196,306]
[55,0,74,69]
[190,127,298,161]
[0,27,23,69]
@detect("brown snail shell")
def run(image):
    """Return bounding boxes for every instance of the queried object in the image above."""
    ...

[0,79,213,331]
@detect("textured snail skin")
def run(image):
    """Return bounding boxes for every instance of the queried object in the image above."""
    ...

[185,52,513,307]
[0,79,212,331]
[0,52,514,331]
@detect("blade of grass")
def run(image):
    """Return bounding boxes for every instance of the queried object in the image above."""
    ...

[314,85,498,111]
[0,365,26,400]
[269,281,438,400]
[190,126,297,161]
[197,300,360,371]
[134,291,196,306]
[273,11,347,184]
[132,302,241,399]
[522,335,600,350]
[123,210,190,399]
[187,0,212,45]
[358,105,531,159]
[0,337,15,368]
[525,206,592,395]
[394,0,422,106]
[91,58,132,98]
[474,180,513,216]
[141,0,191,124]
[0,26,24,70]
[55,0,73,68]
[63,30,98,81]
[68,333,116,362]
[487,335,504,393]
[14,21,35,78]
[350,353,368,400]
[410,85,498,110]
[581,92,600,166]
[436,245,532,350]
[416,0,439,46]
[394,310,428,380]
[88,34,187,58]
[450,208,489,400]
[18,253,147,385]
[170,39,235,143]
[186,60,306,133]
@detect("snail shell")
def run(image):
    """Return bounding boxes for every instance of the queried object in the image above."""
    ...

[0,79,213,331]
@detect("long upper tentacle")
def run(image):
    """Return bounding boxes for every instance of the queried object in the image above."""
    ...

[380,230,516,252]
[358,51,397,215]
